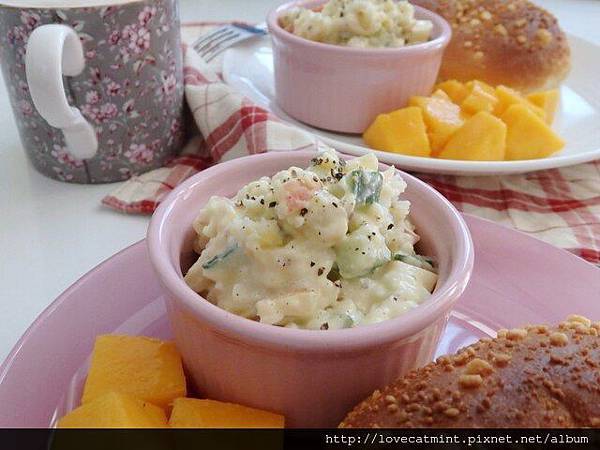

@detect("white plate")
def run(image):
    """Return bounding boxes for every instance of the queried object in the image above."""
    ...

[223,34,600,176]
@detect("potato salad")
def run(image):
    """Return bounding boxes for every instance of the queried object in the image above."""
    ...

[184,150,437,330]
[279,0,433,48]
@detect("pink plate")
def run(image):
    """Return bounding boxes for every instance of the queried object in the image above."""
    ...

[1,215,599,428]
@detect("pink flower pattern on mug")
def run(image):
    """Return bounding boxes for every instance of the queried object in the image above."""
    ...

[106,81,121,96]
[81,102,118,123]
[121,24,150,57]
[138,6,157,26]
[18,99,33,116]
[108,30,121,45]
[51,144,84,169]
[0,0,185,183]
[85,91,100,105]
[159,71,178,99]
[20,11,40,30]
[124,143,154,164]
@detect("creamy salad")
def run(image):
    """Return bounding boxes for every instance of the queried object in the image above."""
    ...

[184,150,437,330]
[279,0,433,48]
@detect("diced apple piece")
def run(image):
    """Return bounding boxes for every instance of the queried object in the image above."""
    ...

[345,153,379,171]
[409,96,464,154]
[81,335,187,410]
[363,107,431,157]
[461,81,499,115]
[501,104,564,160]
[168,398,285,428]
[58,392,167,428]
[259,222,284,249]
[435,80,469,104]
[494,85,546,120]
[438,112,506,161]
[527,89,560,124]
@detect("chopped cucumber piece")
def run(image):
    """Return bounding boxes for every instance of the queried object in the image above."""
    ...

[393,253,435,272]
[346,170,383,205]
[340,313,355,328]
[202,244,238,270]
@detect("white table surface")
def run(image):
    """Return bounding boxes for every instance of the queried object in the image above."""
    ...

[0,0,598,363]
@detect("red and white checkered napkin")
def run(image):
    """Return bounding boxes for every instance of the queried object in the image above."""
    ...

[418,166,600,264]
[103,30,600,265]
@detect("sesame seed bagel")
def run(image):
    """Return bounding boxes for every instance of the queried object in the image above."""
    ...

[412,0,571,92]
[340,315,600,428]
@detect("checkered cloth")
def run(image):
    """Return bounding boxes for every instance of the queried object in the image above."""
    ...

[103,24,600,265]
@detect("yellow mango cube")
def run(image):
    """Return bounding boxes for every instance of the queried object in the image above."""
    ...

[363,107,431,157]
[501,104,564,160]
[431,89,451,101]
[58,392,167,428]
[494,85,546,120]
[527,89,560,124]
[409,96,464,154]
[82,335,186,410]
[461,81,499,115]
[435,80,469,104]
[169,398,285,428]
[465,80,495,95]
[438,112,506,161]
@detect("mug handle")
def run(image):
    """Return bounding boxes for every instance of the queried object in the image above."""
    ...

[25,24,98,160]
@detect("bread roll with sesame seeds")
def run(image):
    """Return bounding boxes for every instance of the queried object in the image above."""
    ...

[340,315,600,428]
[411,0,570,92]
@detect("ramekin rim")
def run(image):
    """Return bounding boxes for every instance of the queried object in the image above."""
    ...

[266,0,452,56]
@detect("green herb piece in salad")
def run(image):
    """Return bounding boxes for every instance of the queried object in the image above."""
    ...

[346,170,383,205]
[202,244,238,270]
[392,253,435,272]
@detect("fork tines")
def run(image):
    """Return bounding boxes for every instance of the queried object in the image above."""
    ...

[192,23,267,62]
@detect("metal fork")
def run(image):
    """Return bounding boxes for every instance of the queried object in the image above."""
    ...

[192,22,267,62]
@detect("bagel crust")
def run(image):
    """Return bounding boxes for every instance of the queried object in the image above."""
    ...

[412,0,571,92]
[340,315,600,428]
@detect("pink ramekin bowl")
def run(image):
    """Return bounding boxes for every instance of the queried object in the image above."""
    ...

[267,0,452,134]
[147,150,473,427]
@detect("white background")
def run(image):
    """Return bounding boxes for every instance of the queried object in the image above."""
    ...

[0,0,598,362]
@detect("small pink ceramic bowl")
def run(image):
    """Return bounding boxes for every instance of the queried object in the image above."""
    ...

[147,151,473,427]
[267,0,452,134]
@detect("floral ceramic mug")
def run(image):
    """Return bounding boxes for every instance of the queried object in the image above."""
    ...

[0,0,185,183]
